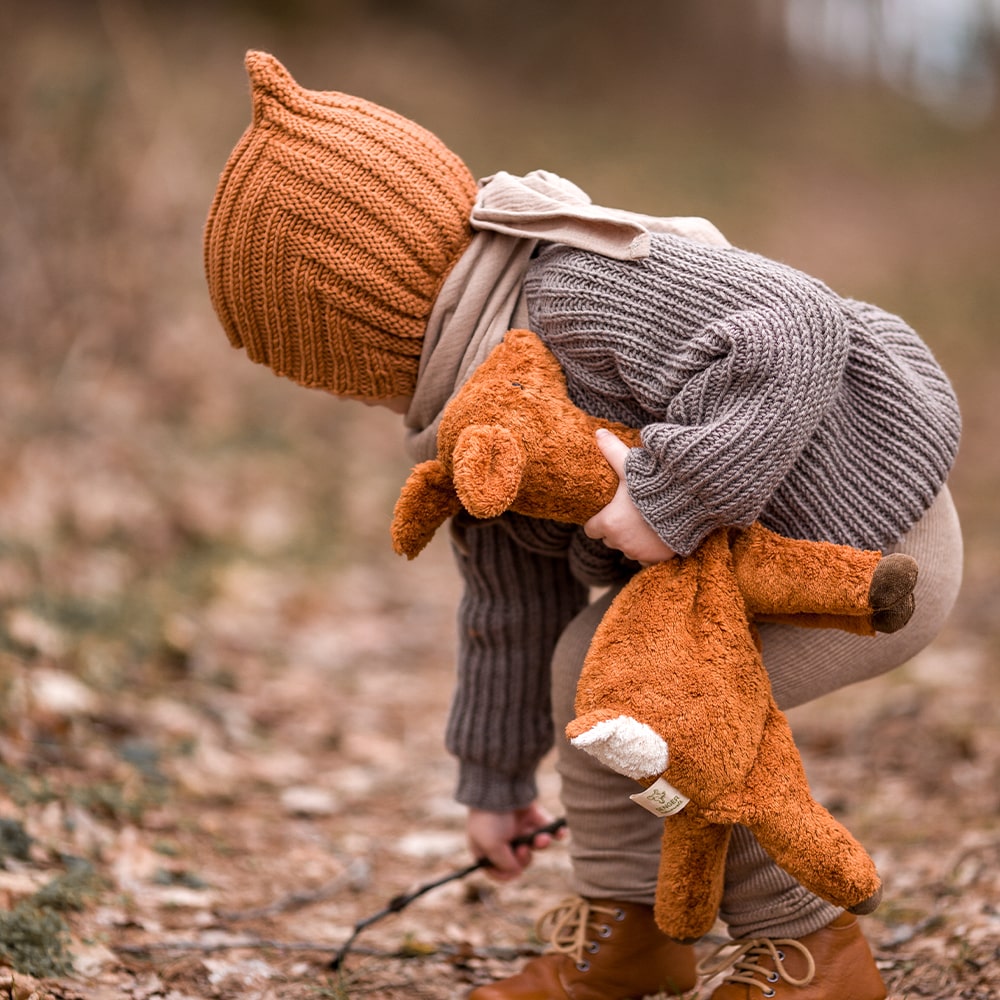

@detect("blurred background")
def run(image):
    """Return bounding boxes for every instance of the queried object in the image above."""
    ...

[2,0,998,599]
[4,0,998,690]
[0,0,998,991]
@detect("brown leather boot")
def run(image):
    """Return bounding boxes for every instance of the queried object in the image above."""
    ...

[468,896,696,999]
[700,913,886,999]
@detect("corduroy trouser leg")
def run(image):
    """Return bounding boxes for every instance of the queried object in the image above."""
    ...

[550,487,962,940]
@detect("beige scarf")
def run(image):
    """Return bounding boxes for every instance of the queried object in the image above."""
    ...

[403,170,729,462]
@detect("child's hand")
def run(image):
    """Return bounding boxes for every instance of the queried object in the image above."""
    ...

[467,803,563,882]
[584,429,676,565]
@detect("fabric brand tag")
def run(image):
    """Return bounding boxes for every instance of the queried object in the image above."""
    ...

[630,777,690,818]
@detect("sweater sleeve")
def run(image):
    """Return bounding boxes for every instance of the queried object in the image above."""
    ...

[446,516,589,810]
[625,282,850,553]
[524,236,852,555]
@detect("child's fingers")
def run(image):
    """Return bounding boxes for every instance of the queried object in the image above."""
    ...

[595,428,630,477]
[485,844,528,881]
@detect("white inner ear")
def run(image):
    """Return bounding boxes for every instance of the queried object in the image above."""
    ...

[570,715,669,781]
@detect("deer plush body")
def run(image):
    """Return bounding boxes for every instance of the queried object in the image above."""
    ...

[391,328,916,942]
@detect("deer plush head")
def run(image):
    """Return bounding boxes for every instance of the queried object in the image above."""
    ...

[391,328,638,558]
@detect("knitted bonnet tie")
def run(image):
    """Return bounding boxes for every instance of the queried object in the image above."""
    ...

[203,51,478,399]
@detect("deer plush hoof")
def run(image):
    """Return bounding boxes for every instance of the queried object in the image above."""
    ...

[847,883,883,915]
[869,553,918,633]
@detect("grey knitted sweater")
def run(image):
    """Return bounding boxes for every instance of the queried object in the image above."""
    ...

[445,233,960,811]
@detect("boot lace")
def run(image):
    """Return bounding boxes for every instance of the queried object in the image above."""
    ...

[534,896,628,972]
[697,935,816,997]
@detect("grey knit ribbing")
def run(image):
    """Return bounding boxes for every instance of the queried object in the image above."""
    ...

[447,517,589,809]
[523,234,961,554]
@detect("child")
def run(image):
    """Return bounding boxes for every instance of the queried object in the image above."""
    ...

[204,51,963,1000]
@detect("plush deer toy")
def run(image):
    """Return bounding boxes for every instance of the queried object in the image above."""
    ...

[391,328,916,942]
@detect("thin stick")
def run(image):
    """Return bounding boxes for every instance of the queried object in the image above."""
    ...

[330,816,567,970]
[115,819,566,967]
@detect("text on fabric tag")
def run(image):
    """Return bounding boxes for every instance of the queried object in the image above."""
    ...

[630,777,690,817]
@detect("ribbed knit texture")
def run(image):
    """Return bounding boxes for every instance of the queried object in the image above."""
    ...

[447,516,589,809]
[204,51,477,399]
[523,234,961,554]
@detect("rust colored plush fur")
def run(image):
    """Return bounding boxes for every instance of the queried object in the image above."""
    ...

[392,329,640,558]
[568,526,890,942]
[391,329,917,941]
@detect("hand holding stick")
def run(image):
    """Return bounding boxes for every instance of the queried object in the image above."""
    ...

[329,817,567,970]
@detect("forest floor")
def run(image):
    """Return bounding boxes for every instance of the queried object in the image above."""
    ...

[0,445,997,998]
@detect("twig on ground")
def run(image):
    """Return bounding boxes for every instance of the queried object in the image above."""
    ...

[124,821,564,971]
[113,939,539,962]
[214,857,370,922]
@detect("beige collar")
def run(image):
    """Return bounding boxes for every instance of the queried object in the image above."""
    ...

[403,170,728,462]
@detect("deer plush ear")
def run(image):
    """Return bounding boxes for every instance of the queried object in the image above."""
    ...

[452,425,527,518]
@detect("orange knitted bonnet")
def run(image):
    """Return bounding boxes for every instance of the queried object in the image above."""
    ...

[204,51,478,399]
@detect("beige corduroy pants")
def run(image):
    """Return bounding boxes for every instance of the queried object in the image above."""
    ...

[550,486,963,940]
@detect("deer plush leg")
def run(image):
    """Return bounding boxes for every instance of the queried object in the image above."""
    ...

[733,524,880,616]
[720,823,842,940]
[751,552,919,635]
[869,552,919,632]
[730,706,882,914]
[654,808,731,943]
